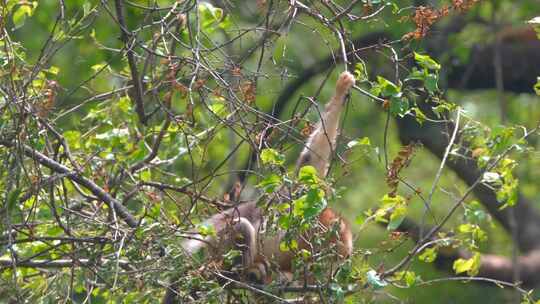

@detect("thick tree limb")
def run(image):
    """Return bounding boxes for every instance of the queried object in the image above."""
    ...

[0,140,138,228]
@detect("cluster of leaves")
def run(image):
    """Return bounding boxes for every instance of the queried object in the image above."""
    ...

[258,149,352,287]
[366,51,451,123]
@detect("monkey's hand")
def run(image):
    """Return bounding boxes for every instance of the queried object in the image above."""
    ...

[335,71,356,97]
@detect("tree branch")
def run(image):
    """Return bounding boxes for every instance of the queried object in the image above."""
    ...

[251,29,540,251]
[396,218,540,286]
[396,112,540,252]
[0,140,138,228]
[114,0,147,125]
[0,257,131,269]
[236,31,389,184]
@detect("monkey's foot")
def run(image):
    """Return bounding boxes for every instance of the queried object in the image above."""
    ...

[335,71,356,96]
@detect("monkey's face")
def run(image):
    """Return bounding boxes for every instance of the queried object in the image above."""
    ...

[245,261,271,284]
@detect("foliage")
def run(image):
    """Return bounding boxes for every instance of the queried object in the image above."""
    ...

[0,0,539,303]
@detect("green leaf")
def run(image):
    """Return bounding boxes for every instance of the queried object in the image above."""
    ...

[418,247,437,263]
[376,76,401,97]
[272,36,288,64]
[425,73,439,94]
[139,170,151,182]
[355,214,366,225]
[457,223,474,233]
[292,195,306,217]
[298,165,319,185]
[117,97,132,113]
[46,225,64,237]
[534,77,540,96]
[260,148,285,165]
[279,241,290,252]
[83,2,92,16]
[209,103,227,117]
[405,67,425,81]
[46,66,59,75]
[394,271,417,287]
[354,61,368,82]
[277,203,290,213]
[197,223,217,237]
[12,2,37,29]
[413,107,427,124]
[278,214,292,229]
[303,188,327,219]
[199,2,230,31]
[490,126,515,153]
[91,63,107,73]
[347,137,370,149]
[380,194,406,206]
[458,223,487,242]
[95,128,130,149]
[64,130,81,150]
[388,204,407,231]
[279,239,298,252]
[389,95,409,117]
[464,201,487,223]
[453,252,480,276]
[497,177,519,210]
[414,52,441,70]
[256,174,282,193]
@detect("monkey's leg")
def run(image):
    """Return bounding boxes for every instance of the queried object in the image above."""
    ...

[297,71,355,177]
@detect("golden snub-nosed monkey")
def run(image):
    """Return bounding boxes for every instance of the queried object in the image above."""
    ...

[163,71,355,303]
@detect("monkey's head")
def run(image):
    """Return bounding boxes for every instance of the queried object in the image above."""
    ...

[245,260,272,284]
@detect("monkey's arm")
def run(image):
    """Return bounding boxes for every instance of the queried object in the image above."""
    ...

[297,71,355,177]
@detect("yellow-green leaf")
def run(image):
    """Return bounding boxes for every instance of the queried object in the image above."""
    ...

[453,252,480,276]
